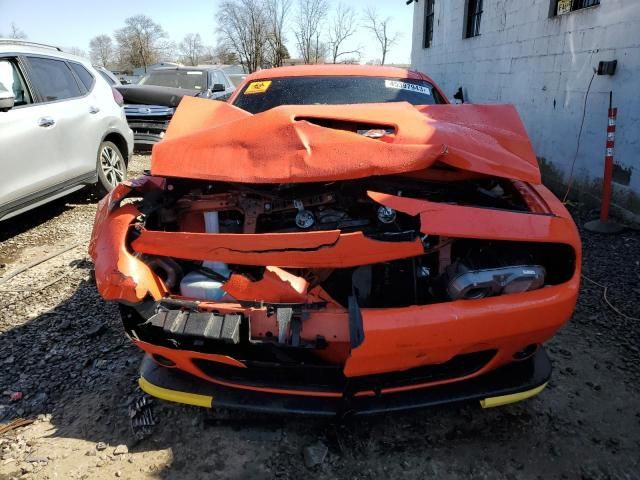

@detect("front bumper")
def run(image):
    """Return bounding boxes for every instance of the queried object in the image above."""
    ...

[138,347,551,416]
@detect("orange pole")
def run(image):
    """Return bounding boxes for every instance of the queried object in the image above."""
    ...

[600,92,616,222]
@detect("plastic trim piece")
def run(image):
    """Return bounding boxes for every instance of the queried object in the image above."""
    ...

[479,382,547,408]
[137,347,552,416]
[138,376,213,408]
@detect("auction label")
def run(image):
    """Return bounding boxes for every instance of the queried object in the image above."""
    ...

[245,81,272,94]
[384,80,431,95]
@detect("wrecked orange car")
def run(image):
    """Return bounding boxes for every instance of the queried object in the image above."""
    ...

[90,65,581,415]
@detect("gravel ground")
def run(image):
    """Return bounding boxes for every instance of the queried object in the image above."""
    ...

[0,154,639,480]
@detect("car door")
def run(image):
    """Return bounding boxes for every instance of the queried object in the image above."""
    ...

[210,71,234,101]
[0,55,68,212]
[24,55,99,181]
[67,61,108,178]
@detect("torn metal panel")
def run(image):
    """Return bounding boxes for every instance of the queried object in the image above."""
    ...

[368,186,580,244]
[90,184,167,302]
[131,230,425,268]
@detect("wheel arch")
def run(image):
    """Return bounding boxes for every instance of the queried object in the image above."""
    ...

[102,131,130,166]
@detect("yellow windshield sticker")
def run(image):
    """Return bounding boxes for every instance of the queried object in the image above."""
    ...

[245,80,272,94]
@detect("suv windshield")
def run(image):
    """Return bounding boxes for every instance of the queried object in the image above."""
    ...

[233,76,442,114]
[139,70,205,90]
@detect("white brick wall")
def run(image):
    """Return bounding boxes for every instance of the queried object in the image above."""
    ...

[411,0,640,195]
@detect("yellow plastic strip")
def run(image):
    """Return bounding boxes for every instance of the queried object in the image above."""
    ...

[480,382,547,409]
[139,376,213,408]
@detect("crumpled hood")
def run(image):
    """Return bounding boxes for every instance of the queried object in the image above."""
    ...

[151,96,541,184]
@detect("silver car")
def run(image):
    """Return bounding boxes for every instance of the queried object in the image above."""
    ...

[0,39,134,221]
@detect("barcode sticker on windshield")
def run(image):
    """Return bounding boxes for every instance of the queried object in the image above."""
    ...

[384,80,431,95]
[245,81,272,94]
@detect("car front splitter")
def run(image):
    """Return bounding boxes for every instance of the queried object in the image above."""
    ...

[138,347,551,417]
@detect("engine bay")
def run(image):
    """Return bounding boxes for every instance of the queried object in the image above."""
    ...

[125,175,575,311]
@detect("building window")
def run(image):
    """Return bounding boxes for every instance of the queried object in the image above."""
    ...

[553,0,600,16]
[423,0,435,48]
[465,0,483,38]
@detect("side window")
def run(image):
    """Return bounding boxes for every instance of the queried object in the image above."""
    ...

[26,57,82,102]
[552,0,599,16]
[423,0,435,48]
[212,71,229,88]
[69,62,95,91]
[98,69,116,86]
[0,58,33,106]
[465,0,483,38]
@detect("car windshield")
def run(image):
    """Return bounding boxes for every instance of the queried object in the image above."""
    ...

[233,76,442,114]
[139,70,205,90]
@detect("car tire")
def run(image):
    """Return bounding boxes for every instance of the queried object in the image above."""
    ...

[96,140,127,194]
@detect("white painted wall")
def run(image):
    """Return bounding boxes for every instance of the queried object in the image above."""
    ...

[411,0,640,197]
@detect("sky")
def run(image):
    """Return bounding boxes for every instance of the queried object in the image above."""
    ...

[0,0,413,65]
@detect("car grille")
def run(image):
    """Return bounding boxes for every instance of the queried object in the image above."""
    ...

[124,104,174,117]
[192,350,497,394]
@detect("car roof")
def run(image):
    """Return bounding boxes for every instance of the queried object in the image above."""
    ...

[151,65,225,73]
[244,64,435,83]
[0,38,63,53]
[0,39,93,67]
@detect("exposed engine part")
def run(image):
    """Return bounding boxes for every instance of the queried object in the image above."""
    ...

[352,265,373,305]
[358,128,393,139]
[277,307,293,343]
[180,211,232,300]
[417,266,431,278]
[144,256,183,289]
[295,210,316,229]
[377,205,397,224]
[146,309,242,345]
[132,177,577,311]
[445,262,546,300]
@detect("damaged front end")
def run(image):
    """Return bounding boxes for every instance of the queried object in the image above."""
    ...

[90,98,581,415]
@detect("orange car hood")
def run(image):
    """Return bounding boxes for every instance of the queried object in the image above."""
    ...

[151,96,541,184]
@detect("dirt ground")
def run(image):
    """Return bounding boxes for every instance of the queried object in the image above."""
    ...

[0,154,639,480]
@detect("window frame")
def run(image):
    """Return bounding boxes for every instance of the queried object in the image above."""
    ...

[550,0,600,16]
[68,61,96,93]
[423,0,435,48]
[464,0,483,39]
[213,70,232,89]
[0,55,36,109]
[97,69,117,86]
[22,54,89,105]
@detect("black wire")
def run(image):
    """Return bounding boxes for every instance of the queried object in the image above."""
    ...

[563,70,597,203]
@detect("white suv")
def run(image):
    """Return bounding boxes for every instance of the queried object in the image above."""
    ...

[0,40,134,221]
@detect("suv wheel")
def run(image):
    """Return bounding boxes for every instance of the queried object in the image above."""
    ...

[96,140,127,194]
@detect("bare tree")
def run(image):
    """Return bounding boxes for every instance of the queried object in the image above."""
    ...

[179,33,204,66]
[9,22,27,39]
[328,3,359,64]
[363,8,399,66]
[294,0,328,64]
[215,44,240,64]
[217,0,269,73]
[66,46,88,58]
[114,15,170,72]
[264,0,292,68]
[89,35,114,68]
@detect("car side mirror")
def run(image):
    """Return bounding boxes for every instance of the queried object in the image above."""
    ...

[211,83,226,93]
[0,83,15,112]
